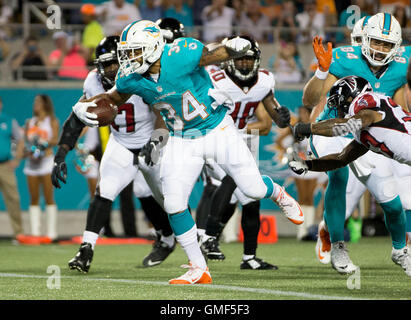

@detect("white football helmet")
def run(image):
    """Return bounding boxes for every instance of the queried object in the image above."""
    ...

[117,20,165,75]
[351,16,369,46]
[361,13,402,66]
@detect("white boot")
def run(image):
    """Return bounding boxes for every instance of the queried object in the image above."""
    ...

[29,205,41,236]
[297,205,315,240]
[46,204,58,240]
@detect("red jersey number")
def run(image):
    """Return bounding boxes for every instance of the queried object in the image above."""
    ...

[230,101,259,129]
[111,103,135,133]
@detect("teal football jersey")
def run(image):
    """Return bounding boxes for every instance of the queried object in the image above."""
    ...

[115,37,227,137]
[317,45,410,122]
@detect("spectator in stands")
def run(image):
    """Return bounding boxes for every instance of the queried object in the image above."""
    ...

[272,0,297,42]
[393,4,411,28]
[96,0,141,36]
[238,0,271,43]
[0,36,9,62]
[24,95,59,241]
[81,3,105,66]
[0,96,24,243]
[268,40,303,83]
[11,35,49,80]
[201,0,235,43]
[336,0,369,44]
[49,31,89,80]
[192,0,210,28]
[295,0,324,43]
[260,0,282,25]
[164,0,194,32]
[139,0,163,21]
[0,0,13,39]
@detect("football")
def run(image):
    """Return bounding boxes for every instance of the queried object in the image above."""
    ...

[88,97,118,127]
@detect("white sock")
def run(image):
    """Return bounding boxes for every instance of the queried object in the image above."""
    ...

[197,228,205,238]
[297,205,315,240]
[29,205,41,236]
[161,234,175,248]
[83,230,99,249]
[46,204,58,240]
[242,254,255,261]
[175,225,207,269]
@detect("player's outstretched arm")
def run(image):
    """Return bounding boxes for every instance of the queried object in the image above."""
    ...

[393,85,409,112]
[51,111,85,188]
[261,93,291,128]
[293,110,380,140]
[289,140,368,174]
[199,37,251,67]
[302,36,334,108]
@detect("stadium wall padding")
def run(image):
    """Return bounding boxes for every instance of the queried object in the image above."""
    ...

[0,88,309,211]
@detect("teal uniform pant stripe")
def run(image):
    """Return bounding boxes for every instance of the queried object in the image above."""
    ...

[262,175,274,198]
[168,209,195,236]
[309,136,319,159]
[380,196,406,249]
[406,210,411,233]
[324,166,349,243]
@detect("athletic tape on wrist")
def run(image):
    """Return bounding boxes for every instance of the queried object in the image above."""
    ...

[315,68,329,80]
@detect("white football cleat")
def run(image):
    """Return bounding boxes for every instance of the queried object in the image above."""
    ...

[331,241,358,275]
[315,220,331,264]
[273,186,304,225]
[391,247,411,277]
[169,262,212,285]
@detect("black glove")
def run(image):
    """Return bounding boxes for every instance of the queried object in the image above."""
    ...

[51,147,68,189]
[139,129,169,166]
[276,106,291,128]
[292,122,312,141]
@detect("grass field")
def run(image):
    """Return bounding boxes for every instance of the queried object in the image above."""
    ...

[0,236,410,300]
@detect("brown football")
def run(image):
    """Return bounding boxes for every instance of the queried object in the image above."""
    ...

[88,97,118,127]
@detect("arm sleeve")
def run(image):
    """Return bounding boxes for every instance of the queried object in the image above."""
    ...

[58,111,85,150]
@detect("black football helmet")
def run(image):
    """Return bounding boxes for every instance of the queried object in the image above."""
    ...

[156,17,186,43]
[224,35,261,82]
[327,75,373,115]
[95,36,120,88]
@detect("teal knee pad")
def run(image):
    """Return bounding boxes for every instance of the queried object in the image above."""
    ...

[168,209,195,236]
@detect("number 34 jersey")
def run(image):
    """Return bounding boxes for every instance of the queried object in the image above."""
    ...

[348,91,411,165]
[83,69,155,149]
[205,65,275,130]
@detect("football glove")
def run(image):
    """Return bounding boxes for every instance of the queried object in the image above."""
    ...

[312,36,332,72]
[51,147,68,189]
[289,160,309,175]
[292,122,312,141]
[276,106,291,128]
[72,101,99,127]
[138,129,169,166]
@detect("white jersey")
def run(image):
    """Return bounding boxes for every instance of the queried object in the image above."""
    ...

[206,65,275,129]
[83,70,155,149]
[348,92,411,165]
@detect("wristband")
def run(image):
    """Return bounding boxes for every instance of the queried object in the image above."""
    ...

[315,68,329,80]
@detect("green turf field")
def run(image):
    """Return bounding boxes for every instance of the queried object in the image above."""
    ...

[0,237,409,300]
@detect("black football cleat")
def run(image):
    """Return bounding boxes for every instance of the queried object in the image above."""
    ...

[240,256,279,270]
[68,242,94,273]
[201,237,225,260]
[142,236,176,267]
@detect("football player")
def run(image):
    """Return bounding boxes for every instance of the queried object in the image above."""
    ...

[72,20,302,284]
[301,13,411,274]
[156,17,186,44]
[290,75,411,276]
[197,36,283,270]
[51,36,176,272]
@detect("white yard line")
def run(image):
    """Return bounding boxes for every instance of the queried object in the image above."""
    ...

[0,272,368,300]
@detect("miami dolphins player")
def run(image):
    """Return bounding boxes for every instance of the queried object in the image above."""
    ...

[301,13,410,274]
[72,20,302,284]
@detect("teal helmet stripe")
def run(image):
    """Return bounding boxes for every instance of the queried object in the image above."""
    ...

[362,15,370,28]
[121,20,140,42]
[382,13,391,35]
